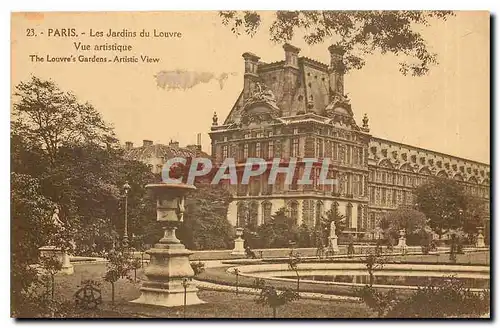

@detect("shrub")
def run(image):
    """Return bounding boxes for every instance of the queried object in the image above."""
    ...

[357,276,490,318]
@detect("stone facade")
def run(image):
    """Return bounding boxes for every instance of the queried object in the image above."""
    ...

[209,44,490,239]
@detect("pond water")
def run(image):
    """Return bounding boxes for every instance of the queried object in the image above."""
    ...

[281,274,490,289]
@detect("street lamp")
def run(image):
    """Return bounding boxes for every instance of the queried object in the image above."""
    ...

[123,181,131,248]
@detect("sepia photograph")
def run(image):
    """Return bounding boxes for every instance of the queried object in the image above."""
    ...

[10,9,490,319]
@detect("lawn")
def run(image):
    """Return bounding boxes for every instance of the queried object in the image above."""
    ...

[53,263,372,318]
[45,250,489,318]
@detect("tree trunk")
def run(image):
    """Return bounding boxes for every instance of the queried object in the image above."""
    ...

[296,272,300,292]
[111,283,115,305]
[369,273,374,287]
[273,307,277,318]
[51,275,55,300]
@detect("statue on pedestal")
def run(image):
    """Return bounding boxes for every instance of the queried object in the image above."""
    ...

[52,207,64,228]
[330,220,337,238]
[328,219,339,252]
[476,227,486,248]
[39,206,74,275]
[397,228,407,248]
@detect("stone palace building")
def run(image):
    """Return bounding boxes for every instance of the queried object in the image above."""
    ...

[209,43,490,239]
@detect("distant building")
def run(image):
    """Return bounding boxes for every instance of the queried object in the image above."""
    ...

[123,135,209,175]
[209,43,490,239]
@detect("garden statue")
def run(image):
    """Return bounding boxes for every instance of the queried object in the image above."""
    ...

[328,219,339,253]
[476,227,486,248]
[51,207,64,229]
[397,228,407,248]
[39,206,74,275]
[330,220,336,238]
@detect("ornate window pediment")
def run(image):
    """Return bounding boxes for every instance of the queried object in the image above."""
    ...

[378,158,393,169]
[399,162,413,172]
[436,170,448,178]
[419,166,431,175]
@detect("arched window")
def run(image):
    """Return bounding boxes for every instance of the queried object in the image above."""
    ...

[262,201,272,224]
[331,201,339,215]
[357,204,363,231]
[346,203,353,228]
[290,201,299,225]
[302,200,314,227]
[316,201,324,225]
[369,212,376,230]
[236,202,248,227]
[248,201,259,230]
[362,206,368,230]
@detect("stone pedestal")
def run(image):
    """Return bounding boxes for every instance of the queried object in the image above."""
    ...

[39,246,74,275]
[231,227,245,256]
[132,183,203,308]
[329,235,340,252]
[397,229,407,248]
[476,230,486,248]
[131,226,204,307]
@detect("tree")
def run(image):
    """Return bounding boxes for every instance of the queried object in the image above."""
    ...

[219,11,454,76]
[379,207,427,245]
[357,285,398,318]
[11,173,55,264]
[12,77,160,257]
[177,183,233,250]
[12,76,116,166]
[103,248,133,305]
[287,252,301,292]
[364,253,384,287]
[254,281,300,318]
[462,196,488,238]
[39,255,62,300]
[415,178,467,238]
[297,223,313,247]
[257,208,298,248]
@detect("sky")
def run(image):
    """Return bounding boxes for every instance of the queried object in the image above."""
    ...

[11,11,490,164]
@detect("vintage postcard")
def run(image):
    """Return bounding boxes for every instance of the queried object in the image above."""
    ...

[11,11,490,319]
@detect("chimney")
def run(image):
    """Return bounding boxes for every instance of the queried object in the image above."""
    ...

[328,45,346,97]
[283,43,300,69]
[283,44,301,115]
[125,141,133,151]
[169,140,180,149]
[196,133,202,152]
[143,140,153,147]
[242,52,260,99]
